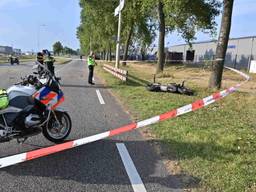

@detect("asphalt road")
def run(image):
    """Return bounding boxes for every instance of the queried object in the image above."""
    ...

[0,61,185,192]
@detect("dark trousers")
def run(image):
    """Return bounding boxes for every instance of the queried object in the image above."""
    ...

[46,62,55,76]
[88,65,94,83]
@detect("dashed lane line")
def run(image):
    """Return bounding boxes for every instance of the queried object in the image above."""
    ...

[96,89,105,104]
[116,143,147,192]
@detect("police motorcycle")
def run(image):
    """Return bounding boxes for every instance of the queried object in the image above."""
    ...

[0,62,72,143]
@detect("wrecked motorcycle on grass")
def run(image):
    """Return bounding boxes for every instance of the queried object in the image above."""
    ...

[146,81,194,96]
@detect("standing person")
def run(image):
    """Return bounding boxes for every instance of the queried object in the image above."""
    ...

[36,52,44,76]
[87,52,97,85]
[42,49,55,75]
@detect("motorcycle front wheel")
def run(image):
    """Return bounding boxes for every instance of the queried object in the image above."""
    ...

[43,111,72,143]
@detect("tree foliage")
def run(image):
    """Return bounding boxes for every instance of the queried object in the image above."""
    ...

[52,41,78,55]
[77,0,221,71]
[142,0,221,72]
[53,41,63,55]
[77,0,117,57]
[77,0,155,59]
[63,46,79,55]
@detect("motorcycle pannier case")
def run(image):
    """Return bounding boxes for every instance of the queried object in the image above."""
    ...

[0,89,9,109]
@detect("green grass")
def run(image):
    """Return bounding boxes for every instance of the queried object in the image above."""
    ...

[0,55,35,64]
[96,63,256,192]
[54,57,72,65]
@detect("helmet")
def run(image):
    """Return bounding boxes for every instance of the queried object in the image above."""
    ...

[42,49,51,56]
[37,52,44,62]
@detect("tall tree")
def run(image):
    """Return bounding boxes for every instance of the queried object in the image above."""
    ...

[77,0,117,56]
[53,41,63,55]
[209,0,234,89]
[77,0,154,64]
[143,0,220,73]
[121,0,154,65]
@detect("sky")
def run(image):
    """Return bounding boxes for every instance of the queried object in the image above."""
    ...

[0,0,255,52]
[167,0,256,46]
[0,0,81,52]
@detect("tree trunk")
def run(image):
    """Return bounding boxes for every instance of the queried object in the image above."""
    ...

[107,50,109,61]
[156,0,165,73]
[123,23,134,66]
[109,42,112,61]
[141,46,146,61]
[103,50,106,61]
[209,0,234,89]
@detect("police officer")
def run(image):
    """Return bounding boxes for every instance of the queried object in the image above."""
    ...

[42,49,55,75]
[36,52,44,76]
[87,52,97,85]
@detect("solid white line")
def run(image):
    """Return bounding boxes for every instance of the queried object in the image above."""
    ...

[96,89,105,104]
[116,143,147,192]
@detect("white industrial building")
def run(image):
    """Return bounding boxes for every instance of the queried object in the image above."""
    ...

[169,36,256,70]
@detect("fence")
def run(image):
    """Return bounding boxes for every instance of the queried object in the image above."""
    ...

[103,64,128,81]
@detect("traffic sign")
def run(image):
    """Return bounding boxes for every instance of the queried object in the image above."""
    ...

[114,0,125,16]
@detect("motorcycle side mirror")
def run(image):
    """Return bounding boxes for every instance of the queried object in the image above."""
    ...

[181,81,185,87]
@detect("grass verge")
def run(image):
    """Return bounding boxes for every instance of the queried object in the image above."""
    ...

[54,57,72,65]
[0,56,71,65]
[96,62,256,192]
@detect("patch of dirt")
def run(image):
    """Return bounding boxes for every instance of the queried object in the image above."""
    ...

[140,127,200,191]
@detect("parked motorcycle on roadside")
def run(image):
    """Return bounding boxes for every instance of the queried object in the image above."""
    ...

[8,56,20,65]
[0,62,72,144]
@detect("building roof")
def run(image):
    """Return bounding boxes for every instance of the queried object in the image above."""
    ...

[170,35,256,47]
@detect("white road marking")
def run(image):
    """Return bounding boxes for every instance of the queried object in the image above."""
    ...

[116,143,147,192]
[96,89,105,104]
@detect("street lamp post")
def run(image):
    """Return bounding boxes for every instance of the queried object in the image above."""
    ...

[114,0,125,69]
[37,24,46,52]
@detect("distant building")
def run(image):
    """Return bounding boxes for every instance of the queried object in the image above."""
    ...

[145,47,169,61]
[24,51,35,56]
[169,36,256,70]
[13,48,22,55]
[0,46,13,55]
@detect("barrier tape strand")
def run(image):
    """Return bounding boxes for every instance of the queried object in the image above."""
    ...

[0,67,249,169]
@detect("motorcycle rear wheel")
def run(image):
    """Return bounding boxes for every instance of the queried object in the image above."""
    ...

[43,111,72,143]
[177,87,194,96]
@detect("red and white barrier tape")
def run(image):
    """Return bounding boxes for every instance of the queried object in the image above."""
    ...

[0,67,250,169]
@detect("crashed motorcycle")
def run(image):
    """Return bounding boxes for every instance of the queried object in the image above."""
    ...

[146,81,194,96]
[0,62,72,143]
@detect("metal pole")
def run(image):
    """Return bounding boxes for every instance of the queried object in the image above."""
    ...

[37,25,46,52]
[89,36,92,54]
[115,8,122,68]
[37,26,40,52]
[248,37,254,71]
